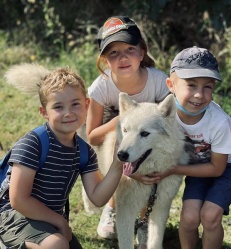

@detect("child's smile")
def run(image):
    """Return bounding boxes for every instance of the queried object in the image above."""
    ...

[41,85,88,144]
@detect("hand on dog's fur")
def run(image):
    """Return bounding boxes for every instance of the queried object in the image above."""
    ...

[152,167,175,180]
[129,172,161,185]
[110,141,123,171]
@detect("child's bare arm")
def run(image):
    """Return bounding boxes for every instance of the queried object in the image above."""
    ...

[154,152,228,180]
[81,146,123,207]
[86,98,118,145]
[10,164,72,241]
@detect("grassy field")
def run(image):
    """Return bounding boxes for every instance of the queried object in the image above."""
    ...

[69,180,231,249]
[0,69,230,248]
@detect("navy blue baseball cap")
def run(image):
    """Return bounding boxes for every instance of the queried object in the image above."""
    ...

[170,46,222,81]
[97,16,142,54]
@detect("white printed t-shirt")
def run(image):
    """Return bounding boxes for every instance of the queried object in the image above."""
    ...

[176,101,231,163]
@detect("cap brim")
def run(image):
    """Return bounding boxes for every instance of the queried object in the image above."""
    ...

[100,32,139,54]
[175,69,222,82]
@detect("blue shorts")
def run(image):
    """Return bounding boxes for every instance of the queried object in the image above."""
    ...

[183,163,231,215]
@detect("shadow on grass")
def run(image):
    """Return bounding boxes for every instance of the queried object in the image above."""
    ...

[77,234,119,249]
[76,224,179,249]
[163,224,231,249]
[77,223,231,249]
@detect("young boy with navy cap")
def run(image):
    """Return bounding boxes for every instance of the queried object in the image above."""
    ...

[154,46,231,249]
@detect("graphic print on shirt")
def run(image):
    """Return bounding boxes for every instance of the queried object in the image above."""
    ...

[184,133,211,163]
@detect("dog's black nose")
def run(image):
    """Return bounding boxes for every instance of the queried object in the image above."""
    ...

[117,151,129,161]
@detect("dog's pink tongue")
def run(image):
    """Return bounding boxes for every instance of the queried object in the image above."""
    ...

[123,162,134,176]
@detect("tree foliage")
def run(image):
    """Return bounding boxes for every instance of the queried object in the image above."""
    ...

[1,0,231,54]
[0,0,230,113]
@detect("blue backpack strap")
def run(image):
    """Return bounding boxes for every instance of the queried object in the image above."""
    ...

[0,151,11,170]
[64,135,88,222]
[0,126,49,249]
[0,126,48,172]
[77,135,89,170]
[0,151,11,191]
[33,125,49,169]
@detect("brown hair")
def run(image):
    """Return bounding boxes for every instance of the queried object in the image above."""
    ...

[96,37,155,76]
[38,68,86,107]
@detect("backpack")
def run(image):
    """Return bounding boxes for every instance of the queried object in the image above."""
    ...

[0,125,89,219]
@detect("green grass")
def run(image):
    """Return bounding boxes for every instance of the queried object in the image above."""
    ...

[69,179,231,249]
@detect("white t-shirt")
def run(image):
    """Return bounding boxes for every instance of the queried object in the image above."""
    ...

[176,101,231,163]
[88,67,169,110]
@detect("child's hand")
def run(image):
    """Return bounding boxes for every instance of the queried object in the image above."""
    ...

[109,141,123,173]
[152,168,175,180]
[57,217,73,242]
[129,172,161,185]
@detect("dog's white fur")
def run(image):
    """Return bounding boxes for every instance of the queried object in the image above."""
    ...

[4,63,50,96]
[83,93,192,249]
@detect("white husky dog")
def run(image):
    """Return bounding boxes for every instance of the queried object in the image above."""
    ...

[83,92,195,249]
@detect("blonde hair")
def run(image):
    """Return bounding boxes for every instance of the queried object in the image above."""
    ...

[38,68,86,107]
[97,37,155,75]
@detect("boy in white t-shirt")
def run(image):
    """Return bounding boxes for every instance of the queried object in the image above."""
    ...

[154,46,231,249]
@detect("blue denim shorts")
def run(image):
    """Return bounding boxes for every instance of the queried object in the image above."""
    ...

[183,163,231,215]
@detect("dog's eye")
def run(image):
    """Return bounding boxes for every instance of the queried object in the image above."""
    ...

[140,131,150,137]
[123,128,127,133]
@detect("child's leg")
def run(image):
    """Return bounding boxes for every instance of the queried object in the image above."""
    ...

[108,197,115,208]
[97,108,118,239]
[97,197,116,239]
[200,201,224,249]
[179,199,202,249]
[25,233,82,249]
[200,165,231,249]
[0,210,77,249]
[26,234,69,249]
[180,175,212,249]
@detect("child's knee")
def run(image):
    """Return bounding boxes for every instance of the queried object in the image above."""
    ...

[201,202,223,222]
[38,233,69,249]
[201,208,223,229]
[180,208,200,228]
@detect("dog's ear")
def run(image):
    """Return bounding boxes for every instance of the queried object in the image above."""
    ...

[157,94,176,118]
[119,92,137,115]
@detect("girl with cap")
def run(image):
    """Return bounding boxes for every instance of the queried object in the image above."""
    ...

[86,16,169,248]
